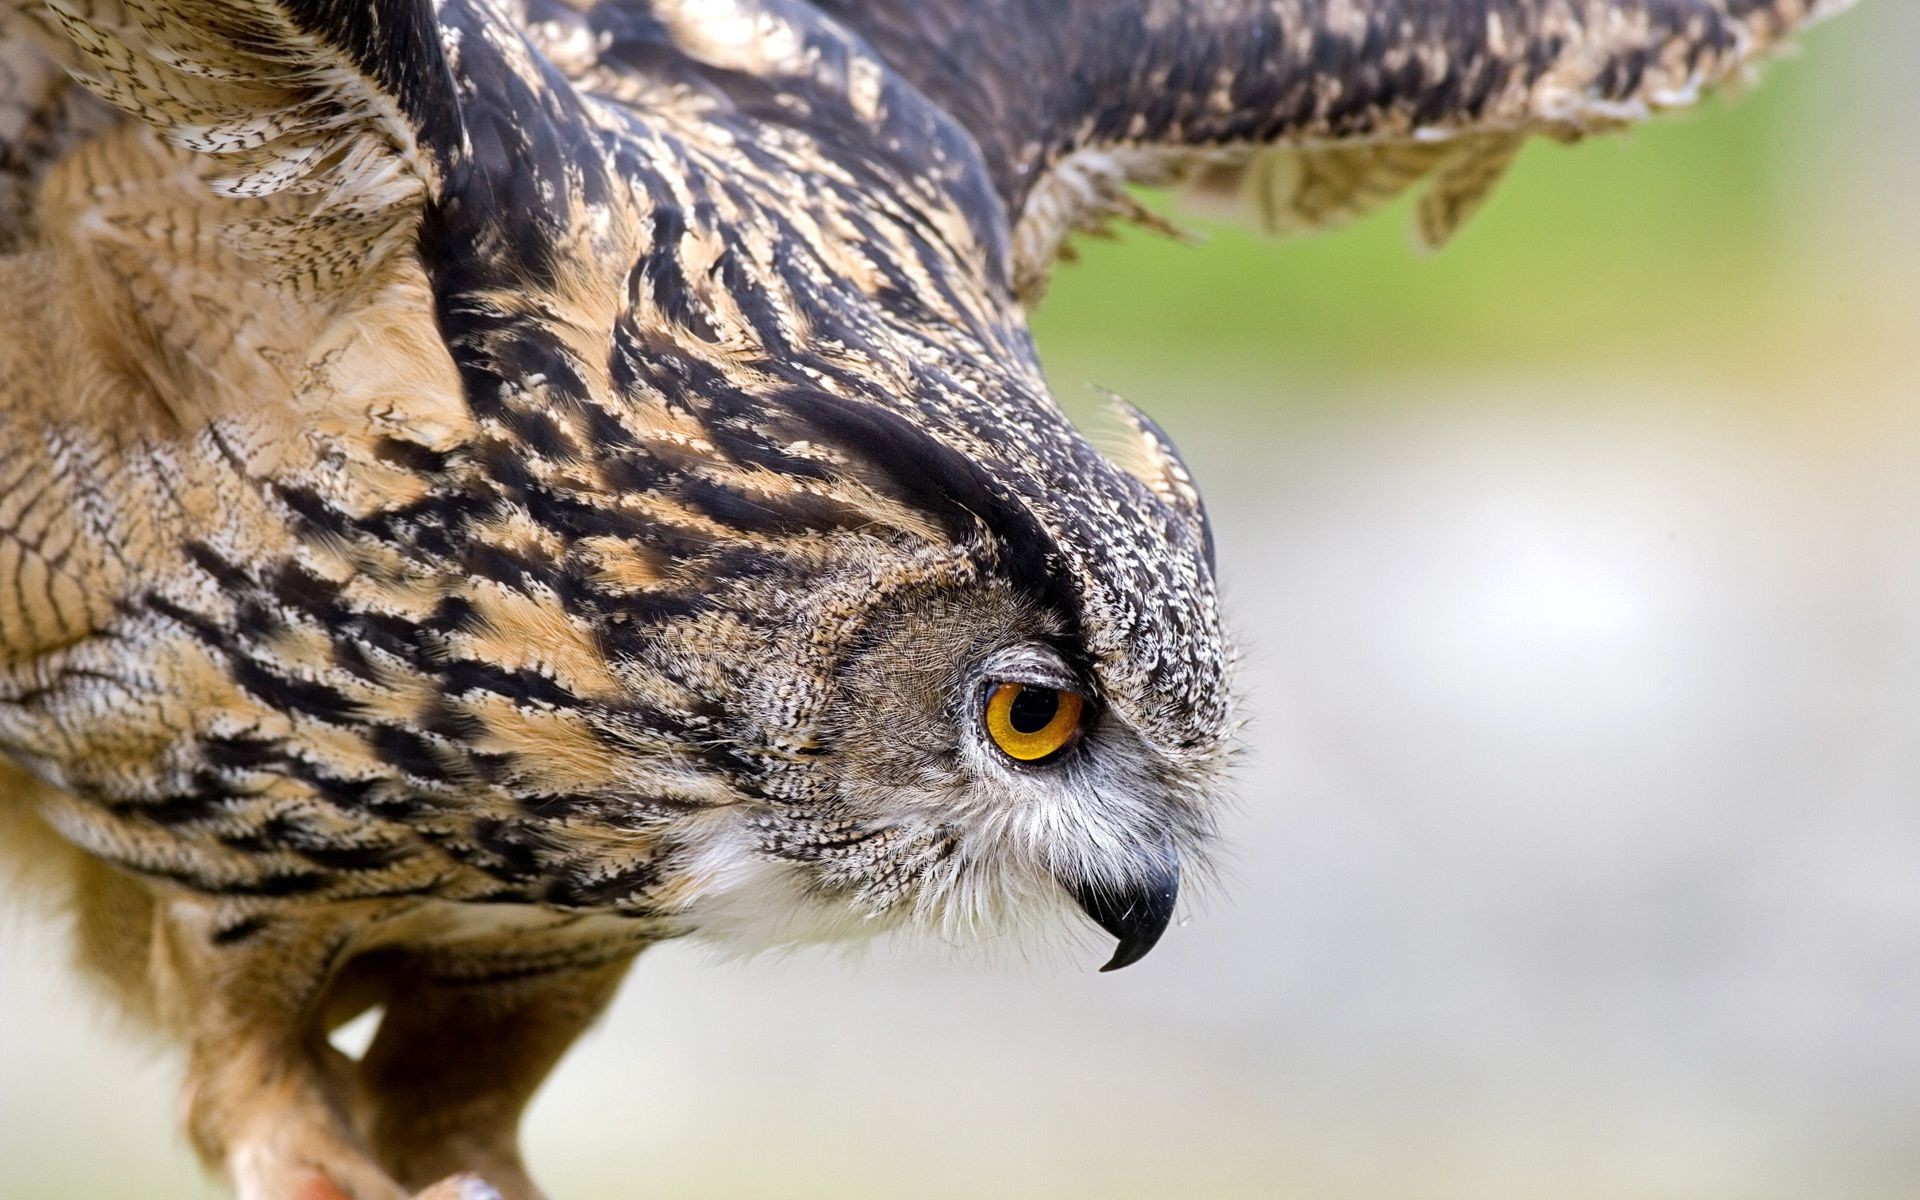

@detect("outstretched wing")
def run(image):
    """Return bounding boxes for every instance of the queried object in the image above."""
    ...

[809,0,1856,297]
[0,1,615,897]
[0,0,473,666]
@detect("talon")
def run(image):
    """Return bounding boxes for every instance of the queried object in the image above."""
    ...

[411,1174,504,1200]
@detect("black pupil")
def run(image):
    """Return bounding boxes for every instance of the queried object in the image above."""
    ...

[1007,686,1062,735]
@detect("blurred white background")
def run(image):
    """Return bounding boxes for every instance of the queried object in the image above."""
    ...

[5,5,1918,1198]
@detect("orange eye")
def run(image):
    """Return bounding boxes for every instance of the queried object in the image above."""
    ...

[983,682,1085,763]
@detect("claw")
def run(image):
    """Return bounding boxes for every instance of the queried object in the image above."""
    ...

[411,1174,503,1200]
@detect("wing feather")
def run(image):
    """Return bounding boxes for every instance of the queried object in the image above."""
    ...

[810,0,1858,298]
[0,3,481,724]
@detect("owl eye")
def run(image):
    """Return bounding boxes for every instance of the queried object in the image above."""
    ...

[983,682,1086,763]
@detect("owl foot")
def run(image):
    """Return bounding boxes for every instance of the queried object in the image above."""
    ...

[292,1170,501,1200]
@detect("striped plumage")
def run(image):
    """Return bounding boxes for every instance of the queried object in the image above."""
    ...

[0,2,1850,1197]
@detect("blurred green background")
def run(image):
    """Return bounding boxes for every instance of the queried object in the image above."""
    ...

[5,6,1917,1199]
[1034,9,1912,406]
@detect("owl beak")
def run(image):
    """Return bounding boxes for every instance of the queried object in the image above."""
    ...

[1065,841,1180,972]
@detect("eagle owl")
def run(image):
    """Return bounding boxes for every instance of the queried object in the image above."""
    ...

[0,1,1851,1197]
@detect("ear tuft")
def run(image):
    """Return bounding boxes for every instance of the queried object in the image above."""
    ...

[1098,390,1214,572]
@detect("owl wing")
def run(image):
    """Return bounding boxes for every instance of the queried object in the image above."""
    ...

[807,0,1856,298]
[0,1,646,897]
[0,0,471,661]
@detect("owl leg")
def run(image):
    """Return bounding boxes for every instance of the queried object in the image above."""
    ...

[355,945,641,1200]
[155,898,415,1200]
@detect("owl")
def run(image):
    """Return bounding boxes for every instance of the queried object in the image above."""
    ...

[0,1,1851,1198]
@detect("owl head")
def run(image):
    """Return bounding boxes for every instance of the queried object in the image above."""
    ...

[571,376,1237,971]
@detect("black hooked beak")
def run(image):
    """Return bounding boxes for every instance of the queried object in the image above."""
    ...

[1064,839,1180,972]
